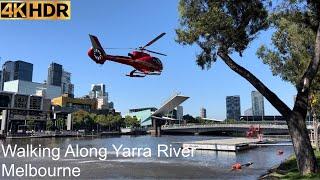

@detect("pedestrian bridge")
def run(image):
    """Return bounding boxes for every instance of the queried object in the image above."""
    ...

[161,122,314,135]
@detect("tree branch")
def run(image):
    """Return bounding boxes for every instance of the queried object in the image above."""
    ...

[217,51,292,118]
[299,23,320,93]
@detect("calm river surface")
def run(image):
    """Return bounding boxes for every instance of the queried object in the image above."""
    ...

[0,135,293,179]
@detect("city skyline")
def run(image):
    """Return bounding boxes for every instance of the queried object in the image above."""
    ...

[0,58,291,119]
[0,0,297,119]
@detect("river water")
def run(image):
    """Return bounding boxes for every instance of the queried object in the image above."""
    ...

[0,135,293,179]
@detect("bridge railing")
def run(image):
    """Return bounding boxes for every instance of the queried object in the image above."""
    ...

[162,120,314,129]
[162,123,289,129]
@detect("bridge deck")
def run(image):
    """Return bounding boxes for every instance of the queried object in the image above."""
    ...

[182,138,263,151]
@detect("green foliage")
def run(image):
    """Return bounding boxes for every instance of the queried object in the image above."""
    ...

[71,110,95,131]
[196,117,214,124]
[72,110,124,131]
[256,11,319,89]
[26,120,35,131]
[176,0,269,69]
[95,114,108,127]
[46,120,54,131]
[225,119,237,123]
[176,0,320,174]
[256,1,320,113]
[124,116,140,128]
[56,118,66,131]
[268,151,320,179]
[183,114,197,123]
[310,93,320,115]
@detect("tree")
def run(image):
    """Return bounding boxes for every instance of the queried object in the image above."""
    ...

[256,6,320,104]
[26,120,35,131]
[256,5,320,150]
[124,116,140,128]
[176,0,320,174]
[225,119,237,124]
[95,114,107,126]
[196,117,211,124]
[56,118,66,131]
[109,115,123,131]
[183,114,197,123]
[72,110,95,131]
[46,120,54,131]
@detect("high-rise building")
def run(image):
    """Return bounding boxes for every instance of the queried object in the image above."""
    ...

[47,62,74,96]
[14,61,33,81]
[200,107,207,118]
[89,84,106,98]
[1,60,33,90]
[251,91,265,116]
[61,70,74,95]
[97,97,109,109]
[89,84,110,109]
[47,62,63,86]
[108,101,114,109]
[226,95,241,120]
[1,61,14,84]
[177,106,183,121]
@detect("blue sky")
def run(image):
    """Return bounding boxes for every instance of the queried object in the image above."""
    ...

[0,0,297,119]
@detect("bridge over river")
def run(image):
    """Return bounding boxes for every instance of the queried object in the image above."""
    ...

[161,121,314,135]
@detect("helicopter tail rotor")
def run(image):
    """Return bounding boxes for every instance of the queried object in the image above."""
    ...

[88,34,107,64]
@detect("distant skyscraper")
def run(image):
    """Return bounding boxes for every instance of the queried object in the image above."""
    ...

[1,60,33,90]
[47,62,63,86]
[89,84,106,98]
[90,84,109,109]
[226,96,241,120]
[61,70,74,95]
[47,62,74,95]
[200,107,207,118]
[251,91,264,116]
[177,106,183,120]
[14,61,33,81]
[1,61,15,88]
[108,102,114,109]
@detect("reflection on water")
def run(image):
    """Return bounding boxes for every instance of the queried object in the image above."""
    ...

[0,135,293,179]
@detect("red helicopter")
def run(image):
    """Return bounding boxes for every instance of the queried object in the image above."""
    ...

[88,33,166,77]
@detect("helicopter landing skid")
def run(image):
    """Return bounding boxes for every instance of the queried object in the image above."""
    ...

[126,70,146,77]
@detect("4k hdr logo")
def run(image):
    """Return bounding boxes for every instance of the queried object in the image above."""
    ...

[0,0,71,20]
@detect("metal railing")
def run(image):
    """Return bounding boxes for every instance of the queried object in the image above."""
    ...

[162,123,289,130]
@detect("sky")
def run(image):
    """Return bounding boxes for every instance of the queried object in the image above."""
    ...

[0,0,297,119]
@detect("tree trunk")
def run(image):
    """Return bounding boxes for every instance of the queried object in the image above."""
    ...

[287,19,320,175]
[217,51,318,175]
[289,91,318,174]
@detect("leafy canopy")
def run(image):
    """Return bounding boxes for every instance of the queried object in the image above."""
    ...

[176,0,269,69]
[124,116,140,128]
[257,0,320,91]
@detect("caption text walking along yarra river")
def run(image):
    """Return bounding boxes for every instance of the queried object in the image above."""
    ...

[0,135,293,179]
